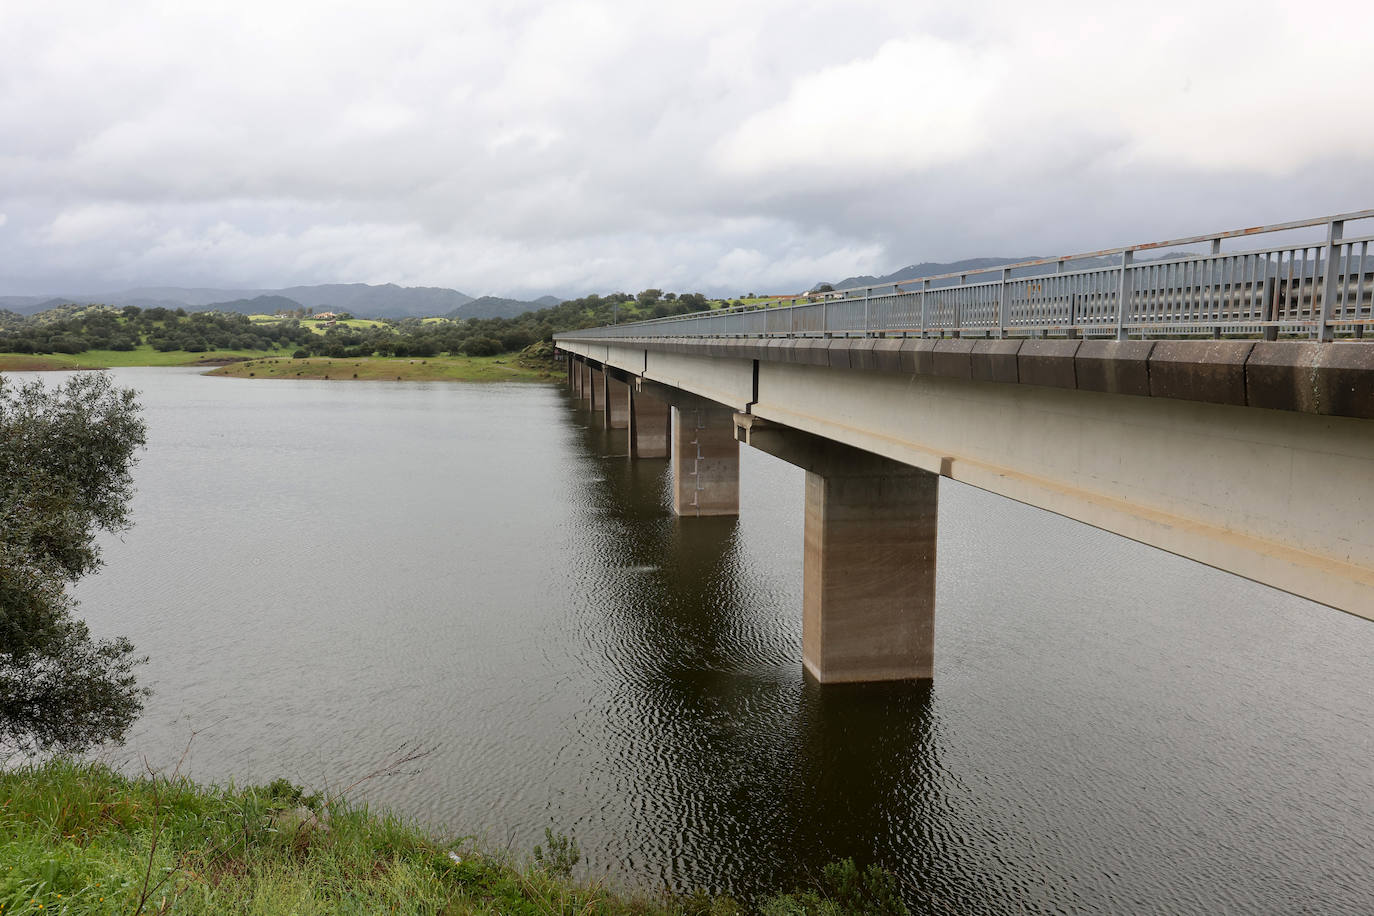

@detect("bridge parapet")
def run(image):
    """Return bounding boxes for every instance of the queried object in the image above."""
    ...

[557,335,1374,420]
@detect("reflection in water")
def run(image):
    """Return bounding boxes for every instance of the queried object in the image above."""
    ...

[58,369,1374,914]
[564,406,956,896]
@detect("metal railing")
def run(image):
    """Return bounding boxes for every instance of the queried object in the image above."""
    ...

[556,211,1374,342]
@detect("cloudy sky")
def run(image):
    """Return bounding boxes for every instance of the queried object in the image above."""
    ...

[2,0,1372,298]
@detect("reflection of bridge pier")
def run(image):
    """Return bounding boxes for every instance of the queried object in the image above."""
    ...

[556,213,1374,684]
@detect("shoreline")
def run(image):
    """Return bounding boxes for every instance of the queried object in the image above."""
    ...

[207,355,553,382]
[0,353,557,382]
[2,759,899,915]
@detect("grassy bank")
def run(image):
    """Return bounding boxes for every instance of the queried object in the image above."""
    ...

[0,347,560,382]
[207,354,553,382]
[0,761,907,915]
[0,345,286,372]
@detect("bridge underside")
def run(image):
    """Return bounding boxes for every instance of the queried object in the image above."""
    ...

[558,338,1374,681]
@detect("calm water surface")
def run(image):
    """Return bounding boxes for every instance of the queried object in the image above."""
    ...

[37,367,1373,912]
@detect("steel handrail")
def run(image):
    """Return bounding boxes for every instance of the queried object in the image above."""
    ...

[554,211,1374,342]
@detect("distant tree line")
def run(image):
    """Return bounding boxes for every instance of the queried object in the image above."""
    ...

[0,289,721,358]
[0,306,313,355]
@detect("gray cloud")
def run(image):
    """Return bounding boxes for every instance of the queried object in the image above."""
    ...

[2,0,1371,298]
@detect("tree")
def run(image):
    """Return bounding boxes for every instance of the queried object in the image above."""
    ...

[0,372,148,754]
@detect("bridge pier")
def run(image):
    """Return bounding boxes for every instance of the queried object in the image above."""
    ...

[671,405,740,517]
[737,415,937,682]
[577,360,592,401]
[589,365,604,413]
[605,376,630,429]
[630,386,670,458]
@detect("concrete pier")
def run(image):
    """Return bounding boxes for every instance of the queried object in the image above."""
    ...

[671,405,740,517]
[803,465,937,682]
[574,360,589,400]
[589,366,604,413]
[606,377,630,429]
[630,387,670,458]
[736,416,937,682]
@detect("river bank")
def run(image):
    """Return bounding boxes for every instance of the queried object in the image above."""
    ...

[0,347,272,371]
[207,354,552,382]
[0,761,902,915]
[0,348,558,382]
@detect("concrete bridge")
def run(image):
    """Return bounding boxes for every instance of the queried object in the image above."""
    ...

[555,213,1374,683]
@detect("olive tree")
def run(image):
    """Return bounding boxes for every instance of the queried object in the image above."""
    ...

[0,372,148,754]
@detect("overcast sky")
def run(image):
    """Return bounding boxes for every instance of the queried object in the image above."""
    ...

[2,0,1372,298]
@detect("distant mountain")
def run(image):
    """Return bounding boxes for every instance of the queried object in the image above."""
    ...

[821,257,1037,291]
[448,295,557,320]
[0,296,60,315]
[202,295,305,315]
[274,284,474,316]
[821,249,1207,292]
[0,284,478,319]
[0,296,92,315]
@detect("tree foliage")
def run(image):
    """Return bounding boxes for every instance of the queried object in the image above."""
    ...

[0,372,148,754]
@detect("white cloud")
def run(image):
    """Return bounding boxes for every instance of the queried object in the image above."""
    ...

[0,0,1371,297]
[713,36,1001,181]
[44,204,155,246]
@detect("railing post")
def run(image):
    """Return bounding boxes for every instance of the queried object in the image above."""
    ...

[954,274,965,338]
[821,298,828,337]
[920,279,930,337]
[864,288,870,335]
[1318,219,1344,341]
[1115,250,1134,341]
[998,268,1010,338]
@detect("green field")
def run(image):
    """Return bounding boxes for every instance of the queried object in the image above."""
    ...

[209,354,552,382]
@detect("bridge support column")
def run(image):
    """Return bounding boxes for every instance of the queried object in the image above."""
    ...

[736,415,937,682]
[589,366,604,413]
[605,376,629,428]
[671,405,739,516]
[630,387,670,458]
[574,360,587,399]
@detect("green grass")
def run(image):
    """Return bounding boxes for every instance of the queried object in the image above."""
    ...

[0,345,288,372]
[1,761,907,915]
[0,761,716,915]
[208,355,554,382]
[300,318,390,334]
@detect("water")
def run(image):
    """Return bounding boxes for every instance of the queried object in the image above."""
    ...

[26,367,1371,911]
